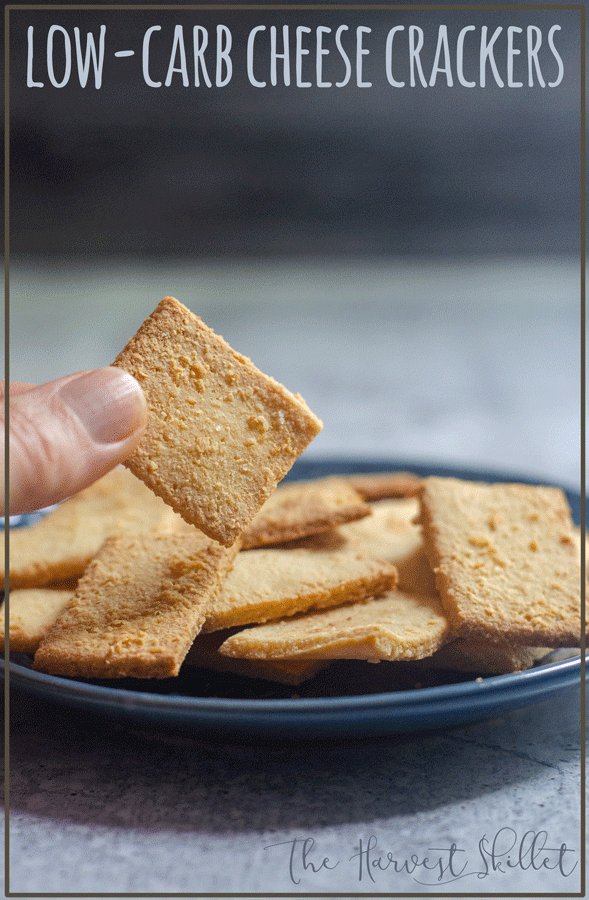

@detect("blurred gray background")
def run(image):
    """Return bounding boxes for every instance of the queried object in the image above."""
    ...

[6,2,584,488]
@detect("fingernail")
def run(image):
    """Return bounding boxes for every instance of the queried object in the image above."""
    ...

[59,368,147,444]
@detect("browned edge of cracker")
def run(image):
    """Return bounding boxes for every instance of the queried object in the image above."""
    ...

[417,486,463,633]
[241,476,371,549]
[347,471,422,501]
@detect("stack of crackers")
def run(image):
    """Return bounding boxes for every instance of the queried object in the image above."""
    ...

[2,297,585,690]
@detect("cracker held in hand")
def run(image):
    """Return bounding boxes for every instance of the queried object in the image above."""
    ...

[3,466,181,589]
[219,591,450,662]
[419,477,583,646]
[113,297,322,546]
[202,532,397,632]
[1,588,75,654]
[241,476,370,549]
[34,532,239,679]
[339,498,437,596]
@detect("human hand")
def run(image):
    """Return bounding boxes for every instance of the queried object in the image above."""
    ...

[2,368,147,516]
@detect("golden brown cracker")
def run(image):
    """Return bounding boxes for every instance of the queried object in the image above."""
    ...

[33,531,239,679]
[339,498,438,596]
[1,588,75,654]
[3,467,181,589]
[346,471,422,501]
[219,590,450,662]
[419,477,583,646]
[113,297,322,546]
[202,531,397,632]
[183,629,329,685]
[241,476,370,549]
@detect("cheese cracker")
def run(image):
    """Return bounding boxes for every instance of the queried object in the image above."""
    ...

[219,590,450,662]
[33,531,239,679]
[419,477,583,646]
[3,466,181,589]
[1,588,75,654]
[241,476,370,549]
[339,498,437,596]
[202,531,397,632]
[113,297,322,545]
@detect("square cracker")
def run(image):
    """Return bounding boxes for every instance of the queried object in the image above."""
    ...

[240,476,371,549]
[1,588,75,654]
[113,297,322,546]
[218,590,450,662]
[338,498,437,596]
[3,466,181,589]
[202,531,397,632]
[33,531,239,679]
[419,477,583,646]
[183,629,329,685]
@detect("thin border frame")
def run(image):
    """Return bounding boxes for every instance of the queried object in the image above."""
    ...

[3,3,586,898]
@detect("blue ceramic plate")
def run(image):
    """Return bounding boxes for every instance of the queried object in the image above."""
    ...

[2,459,585,740]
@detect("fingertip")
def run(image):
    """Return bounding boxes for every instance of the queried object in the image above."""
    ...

[58,367,148,446]
[6,368,149,515]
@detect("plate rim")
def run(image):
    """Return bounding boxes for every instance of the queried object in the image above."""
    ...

[1,652,583,714]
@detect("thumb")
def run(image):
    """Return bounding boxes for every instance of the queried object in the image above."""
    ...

[5,367,148,515]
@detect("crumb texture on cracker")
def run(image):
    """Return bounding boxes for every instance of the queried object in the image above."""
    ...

[419,477,583,646]
[33,531,239,679]
[113,297,322,545]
